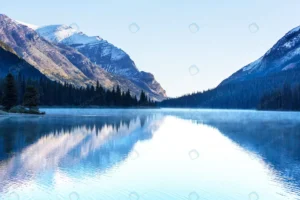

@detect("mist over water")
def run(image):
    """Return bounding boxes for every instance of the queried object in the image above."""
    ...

[0,109,300,200]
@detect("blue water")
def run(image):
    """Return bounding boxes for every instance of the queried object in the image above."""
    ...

[0,109,300,200]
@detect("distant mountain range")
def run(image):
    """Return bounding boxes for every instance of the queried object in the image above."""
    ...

[161,25,300,108]
[0,14,167,101]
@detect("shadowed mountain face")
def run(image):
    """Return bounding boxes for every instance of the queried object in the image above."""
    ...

[0,41,46,79]
[161,25,300,108]
[36,24,167,100]
[209,26,300,107]
[221,26,300,86]
[0,14,167,100]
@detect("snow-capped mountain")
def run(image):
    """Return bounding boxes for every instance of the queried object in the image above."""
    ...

[36,25,102,45]
[36,24,167,99]
[161,24,300,108]
[212,25,300,107]
[220,26,300,86]
[15,20,39,30]
[0,14,92,87]
[0,14,167,100]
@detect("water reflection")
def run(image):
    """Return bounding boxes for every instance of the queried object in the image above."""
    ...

[176,110,300,198]
[0,114,163,195]
[205,120,300,197]
[0,109,300,200]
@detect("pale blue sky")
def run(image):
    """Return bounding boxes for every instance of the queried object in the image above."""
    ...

[2,0,300,97]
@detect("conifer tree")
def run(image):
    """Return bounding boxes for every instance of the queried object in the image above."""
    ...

[2,73,17,110]
[23,85,39,109]
[139,90,147,106]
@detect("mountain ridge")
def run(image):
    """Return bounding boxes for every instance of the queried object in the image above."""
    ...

[220,25,300,86]
[161,24,300,108]
[36,24,167,100]
[0,14,166,101]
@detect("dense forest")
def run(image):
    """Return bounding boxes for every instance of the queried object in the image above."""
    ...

[161,83,300,111]
[0,73,155,109]
[2,73,299,111]
[258,84,300,111]
[159,81,266,109]
[160,69,300,111]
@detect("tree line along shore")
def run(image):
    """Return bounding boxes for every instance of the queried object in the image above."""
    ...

[0,73,156,115]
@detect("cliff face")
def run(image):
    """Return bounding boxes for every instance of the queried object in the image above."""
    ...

[37,24,167,100]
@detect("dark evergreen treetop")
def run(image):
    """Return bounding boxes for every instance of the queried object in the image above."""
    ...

[2,73,17,110]
[23,85,39,108]
[258,84,300,111]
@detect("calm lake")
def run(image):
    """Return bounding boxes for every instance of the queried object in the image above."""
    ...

[0,109,300,200]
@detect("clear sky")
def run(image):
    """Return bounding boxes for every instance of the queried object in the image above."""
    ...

[1,0,300,97]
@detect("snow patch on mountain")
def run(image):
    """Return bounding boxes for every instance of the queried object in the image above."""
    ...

[278,46,300,66]
[37,25,129,62]
[15,20,39,30]
[282,63,297,71]
[283,34,300,49]
[37,25,102,45]
[62,33,102,45]
[111,46,126,61]
[242,57,263,72]
[37,25,77,43]
[286,26,300,36]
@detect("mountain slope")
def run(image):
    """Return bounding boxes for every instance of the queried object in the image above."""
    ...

[36,25,167,100]
[0,14,91,87]
[220,26,300,86]
[161,25,300,108]
[0,14,166,100]
[0,40,46,79]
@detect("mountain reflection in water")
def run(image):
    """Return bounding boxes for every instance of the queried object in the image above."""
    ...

[0,114,163,193]
[0,109,300,200]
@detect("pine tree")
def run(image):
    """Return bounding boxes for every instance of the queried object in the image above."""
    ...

[116,86,122,105]
[139,90,147,106]
[2,74,18,110]
[23,85,39,109]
